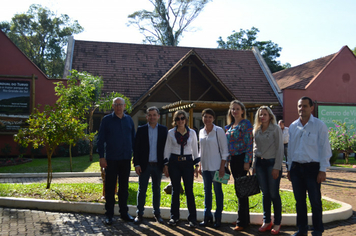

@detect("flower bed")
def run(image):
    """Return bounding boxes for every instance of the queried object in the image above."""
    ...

[0,157,32,167]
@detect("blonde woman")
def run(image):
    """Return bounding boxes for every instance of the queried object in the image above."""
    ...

[225,100,253,231]
[163,110,199,227]
[252,106,284,235]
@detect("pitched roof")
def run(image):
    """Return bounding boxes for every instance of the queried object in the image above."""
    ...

[0,30,49,79]
[273,53,336,90]
[71,40,280,106]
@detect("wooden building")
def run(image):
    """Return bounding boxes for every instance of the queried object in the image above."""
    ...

[65,38,282,130]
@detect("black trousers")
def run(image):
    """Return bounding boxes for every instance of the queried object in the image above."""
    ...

[230,153,250,227]
[105,159,131,217]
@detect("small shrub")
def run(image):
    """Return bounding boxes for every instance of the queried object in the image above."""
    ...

[1,143,12,158]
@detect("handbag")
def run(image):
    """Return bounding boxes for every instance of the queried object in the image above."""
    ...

[235,172,260,198]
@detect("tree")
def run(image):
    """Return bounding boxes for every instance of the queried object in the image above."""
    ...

[0,4,83,78]
[127,0,211,46]
[353,47,356,56]
[217,27,287,73]
[56,69,132,162]
[14,104,88,189]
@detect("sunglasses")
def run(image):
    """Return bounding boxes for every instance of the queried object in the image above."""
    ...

[175,116,186,121]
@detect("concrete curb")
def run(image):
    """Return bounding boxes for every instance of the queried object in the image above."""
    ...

[328,166,356,172]
[0,171,137,178]
[0,194,352,226]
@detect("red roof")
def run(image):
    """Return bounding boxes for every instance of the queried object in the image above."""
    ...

[71,40,280,105]
[273,53,336,90]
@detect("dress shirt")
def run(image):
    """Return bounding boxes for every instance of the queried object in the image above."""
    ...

[253,123,284,170]
[97,112,135,161]
[148,123,158,162]
[287,115,331,172]
[225,119,253,163]
[164,127,199,162]
[199,124,229,171]
[281,127,289,144]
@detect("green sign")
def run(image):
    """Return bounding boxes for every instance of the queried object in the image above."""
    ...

[318,105,356,131]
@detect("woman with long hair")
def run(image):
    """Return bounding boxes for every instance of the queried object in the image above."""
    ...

[225,100,253,231]
[163,110,199,227]
[198,108,229,228]
[253,106,283,235]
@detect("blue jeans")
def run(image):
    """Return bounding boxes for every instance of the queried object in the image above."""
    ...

[202,171,224,219]
[255,158,282,225]
[136,164,162,216]
[290,162,323,235]
[168,160,196,221]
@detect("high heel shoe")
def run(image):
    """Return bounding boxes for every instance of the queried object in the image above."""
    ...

[199,215,213,227]
[213,218,221,228]
[271,225,281,235]
[258,222,273,232]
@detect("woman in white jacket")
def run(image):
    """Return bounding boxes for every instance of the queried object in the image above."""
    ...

[198,108,229,228]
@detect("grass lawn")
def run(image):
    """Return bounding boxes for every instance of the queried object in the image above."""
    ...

[333,156,356,168]
[0,154,136,173]
[0,182,340,213]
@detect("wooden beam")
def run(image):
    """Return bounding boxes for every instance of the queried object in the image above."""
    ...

[196,85,212,101]
[189,60,231,101]
[189,65,191,101]
[165,83,182,100]
[189,108,193,128]
[32,74,36,113]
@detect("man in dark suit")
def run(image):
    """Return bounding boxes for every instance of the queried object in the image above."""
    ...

[133,106,168,224]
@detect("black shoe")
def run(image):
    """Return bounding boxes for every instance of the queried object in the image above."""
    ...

[167,218,179,226]
[154,215,164,224]
[199,216,213,227]
[292,232,307,236]
[188,221,198,228]
[213,218,221,228]
[104,217,113,225]
[121,213,134,222]
[134,215,143,224]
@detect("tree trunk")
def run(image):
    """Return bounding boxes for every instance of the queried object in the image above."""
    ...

[46,151,53,189]
[344,152,349,164]
[89,109,94,161]
[69,143,72,172]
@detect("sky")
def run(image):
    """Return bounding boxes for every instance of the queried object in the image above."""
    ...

[1,0,356,67]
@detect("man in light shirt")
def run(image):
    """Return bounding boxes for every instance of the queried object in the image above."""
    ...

[278,120,289,169]
[287,97,332,236]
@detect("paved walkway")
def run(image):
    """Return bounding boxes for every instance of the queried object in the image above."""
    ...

[1,169,356,235]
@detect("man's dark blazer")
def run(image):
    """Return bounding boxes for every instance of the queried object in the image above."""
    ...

[133,123,168,173]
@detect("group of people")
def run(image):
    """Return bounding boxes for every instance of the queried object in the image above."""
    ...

[97,96,331,236]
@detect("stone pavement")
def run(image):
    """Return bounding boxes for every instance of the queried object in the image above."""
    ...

[1,168,356,235]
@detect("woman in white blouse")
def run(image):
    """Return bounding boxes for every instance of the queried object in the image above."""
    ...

[253,106,284,235]
[198,108,229,228]
[163,110,199,227]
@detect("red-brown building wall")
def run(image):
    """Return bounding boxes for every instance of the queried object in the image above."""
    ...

[282,47,356,126]
[0,31,66,156]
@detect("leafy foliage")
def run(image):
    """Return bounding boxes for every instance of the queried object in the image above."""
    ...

[217,27,290,73]
[127,0,211,46]
[14,104,88,188]
[0,4,83,78]
[328,120,356,164]
[56,69,132,161]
